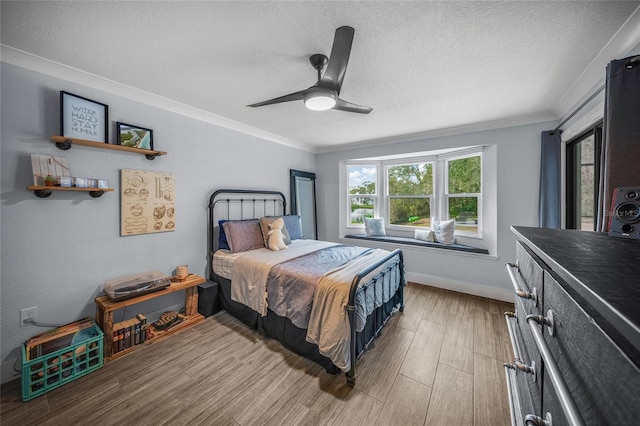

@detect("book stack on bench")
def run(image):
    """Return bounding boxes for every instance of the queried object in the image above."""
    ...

[112,314,147,354]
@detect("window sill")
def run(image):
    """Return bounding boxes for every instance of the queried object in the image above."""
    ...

[344,234,490,255]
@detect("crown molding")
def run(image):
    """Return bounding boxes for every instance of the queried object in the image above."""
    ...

[552,5,640,119]
[1,44,315,153]
[316,111,558,154]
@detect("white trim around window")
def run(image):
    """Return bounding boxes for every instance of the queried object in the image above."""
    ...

[345,146,484,239]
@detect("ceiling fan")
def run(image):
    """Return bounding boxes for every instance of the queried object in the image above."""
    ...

[247,26,372,114]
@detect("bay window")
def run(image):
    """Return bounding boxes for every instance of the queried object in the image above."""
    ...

[346,147,483,238]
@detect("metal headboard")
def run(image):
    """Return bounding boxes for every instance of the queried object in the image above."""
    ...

[208,189,287,258]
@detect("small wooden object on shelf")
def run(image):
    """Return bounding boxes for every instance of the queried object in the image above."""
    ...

[50,135,167,160]
[95,273,206,361]
[176,264,189,281]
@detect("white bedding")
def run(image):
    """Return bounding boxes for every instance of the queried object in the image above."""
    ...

[215,240,402,372]
[228,240,337,315]
[212,240,327,280]
[212,249,241,280]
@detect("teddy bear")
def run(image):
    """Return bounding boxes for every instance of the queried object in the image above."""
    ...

[267,217,288,251]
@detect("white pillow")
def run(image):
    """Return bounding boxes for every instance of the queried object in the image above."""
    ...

[414,228,434,242]
[364,217,386,236]
[431,217,455,245]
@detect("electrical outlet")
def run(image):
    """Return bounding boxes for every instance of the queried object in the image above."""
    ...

[20,306,37,326]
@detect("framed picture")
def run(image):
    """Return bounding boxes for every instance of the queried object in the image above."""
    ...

[60,91,109,143]
[121,169,175,236]
[116,122,154,150]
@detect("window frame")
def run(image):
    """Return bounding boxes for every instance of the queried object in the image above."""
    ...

[565,123,603,231]
[345,147,483,238]
[346,163,379,226]
[385,159,435,229]
[444,151,483,237]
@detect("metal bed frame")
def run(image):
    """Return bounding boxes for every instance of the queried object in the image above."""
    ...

[207,188,405,386]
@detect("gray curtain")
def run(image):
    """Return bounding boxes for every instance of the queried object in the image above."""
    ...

[539,130,562,228]
[596,55,640,232]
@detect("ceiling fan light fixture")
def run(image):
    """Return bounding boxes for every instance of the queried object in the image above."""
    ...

[248,27,371,114]
[303,89,337,111]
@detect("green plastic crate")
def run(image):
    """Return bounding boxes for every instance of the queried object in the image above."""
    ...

[21,320,103,401]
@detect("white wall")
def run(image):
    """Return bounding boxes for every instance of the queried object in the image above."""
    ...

[0,62,316,383]
[316,121,556,302]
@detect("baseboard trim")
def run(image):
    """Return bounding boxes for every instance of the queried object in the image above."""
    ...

[405,271,513,303]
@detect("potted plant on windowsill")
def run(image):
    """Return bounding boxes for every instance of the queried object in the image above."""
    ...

[44,175,55,186]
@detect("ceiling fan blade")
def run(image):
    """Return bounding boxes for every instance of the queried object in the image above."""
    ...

[321,26,354,94]
[334,97,372,114]
[247,90,306,108]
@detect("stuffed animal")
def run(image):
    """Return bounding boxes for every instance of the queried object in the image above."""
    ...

[267,217,288,251]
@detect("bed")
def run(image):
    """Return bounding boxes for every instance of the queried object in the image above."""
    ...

[208,189,405,386]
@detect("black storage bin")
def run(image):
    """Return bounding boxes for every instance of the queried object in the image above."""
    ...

[198,281,221,317]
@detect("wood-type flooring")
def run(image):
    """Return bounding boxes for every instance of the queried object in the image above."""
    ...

[1,282,514,425]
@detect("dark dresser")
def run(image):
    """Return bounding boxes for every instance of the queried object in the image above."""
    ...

[504,226,640,426]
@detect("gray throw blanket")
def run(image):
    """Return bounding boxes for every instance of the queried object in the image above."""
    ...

[266,245,372,329]
[306,248,401,371]
[230,240,403,371]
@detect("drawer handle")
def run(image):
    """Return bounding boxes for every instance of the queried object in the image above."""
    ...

[525,413,552,426]
[516,288,538,302]
[503,364,521,426]
[526,316,585,426]
[527,310,556,337]
[504,312,523,362]
[505,360,537,381]
[505,262,539,306]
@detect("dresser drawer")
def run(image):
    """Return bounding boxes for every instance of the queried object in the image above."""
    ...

[516,241,544,292]
[541,270,640,425]
[511,241,543,314]
[513,298,542,415]
[504,362,535,426]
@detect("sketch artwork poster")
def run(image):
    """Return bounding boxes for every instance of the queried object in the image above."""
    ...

[120,169,175,236]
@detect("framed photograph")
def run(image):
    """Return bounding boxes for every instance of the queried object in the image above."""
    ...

[60,91,109,143]
[116,122,154,150]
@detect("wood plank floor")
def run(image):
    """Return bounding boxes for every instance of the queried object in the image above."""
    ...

[1,282,514,426]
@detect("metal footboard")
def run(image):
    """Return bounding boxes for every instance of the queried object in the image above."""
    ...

[346,249,405,387]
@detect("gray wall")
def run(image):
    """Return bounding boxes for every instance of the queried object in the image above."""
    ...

[0,63,315,383]
[0,59,557,384]
[316,122,555,301]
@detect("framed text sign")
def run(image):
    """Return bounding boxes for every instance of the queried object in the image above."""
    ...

[60,91,109,143]
[120,169,175,236]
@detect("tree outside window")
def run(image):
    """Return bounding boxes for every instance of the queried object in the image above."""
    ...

[447,155,481,233]
[348,165,377,225]
[346,148,482,237]
[388,163,433,228]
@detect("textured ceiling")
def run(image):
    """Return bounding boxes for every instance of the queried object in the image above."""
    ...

[2,1,639,151]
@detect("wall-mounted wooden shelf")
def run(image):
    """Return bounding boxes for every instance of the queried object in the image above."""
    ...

[27,185,114,198]
[50,136,167,160]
